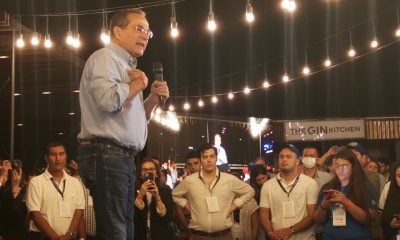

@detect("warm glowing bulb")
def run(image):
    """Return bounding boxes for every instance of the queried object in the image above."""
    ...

[183,102,190,110]
[263,81,270,88]
[198,100,204,107]
[155,108,162,114]
[228,92,234,99]
[31,33,39,46]
[282,75,289,83]
[282,0,296,12]
[168,105,175,111]
[100,29,110,44]
[72,34,81,48]
[370,39,378,48]
[16,34,25,48]
[245,3,255,23]
[211,96,218,103]
[396,27,400,37]
[348,48,356,57]
[324,59,332,67]
[170,20,179,38]
[66,31,74,45]
[207,12,217,31]
[244,87,251,94]
[44,35,52,48]
[302,66,310,75]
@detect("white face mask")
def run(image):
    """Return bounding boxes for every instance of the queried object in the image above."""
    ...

[302,157,317,169]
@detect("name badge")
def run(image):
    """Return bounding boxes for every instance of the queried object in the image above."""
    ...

[282,200,295,218]
[206,196,220,213]
[59,201,71,218]
[332,204,346,226]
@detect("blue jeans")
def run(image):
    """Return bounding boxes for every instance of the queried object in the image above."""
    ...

[78,143,135,240]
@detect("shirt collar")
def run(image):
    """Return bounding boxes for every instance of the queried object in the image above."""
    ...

[107,42,137,68]
[200,168,220,178]
[44,168,67,181]
[277,172,300,186]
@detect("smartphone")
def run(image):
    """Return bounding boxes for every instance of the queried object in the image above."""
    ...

[323,189,334,196]
[393,213,400,220]
[143,172,154,181]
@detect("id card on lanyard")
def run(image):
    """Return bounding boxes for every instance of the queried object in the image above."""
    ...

[277,175,299,219]
[51,178,70,218]
[199,171,221,213]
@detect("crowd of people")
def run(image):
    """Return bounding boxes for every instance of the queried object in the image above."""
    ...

[0,140,399,240]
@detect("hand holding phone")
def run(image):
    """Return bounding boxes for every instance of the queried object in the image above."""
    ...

[323,189,334,198]
[143,172,154,181]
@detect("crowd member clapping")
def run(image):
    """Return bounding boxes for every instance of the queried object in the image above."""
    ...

[314,147,378,240]
[134,157,174,240]
[378,162,400,240]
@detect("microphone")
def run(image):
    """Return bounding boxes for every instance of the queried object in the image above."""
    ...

[152,62,166,105]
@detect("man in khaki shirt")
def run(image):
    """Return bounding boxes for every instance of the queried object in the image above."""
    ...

[173,143,255,240]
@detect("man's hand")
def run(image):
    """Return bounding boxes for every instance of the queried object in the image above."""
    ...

[149,80,169,103]
[11,168,22,188]
[274,227,293,240]
[127,68,148,90]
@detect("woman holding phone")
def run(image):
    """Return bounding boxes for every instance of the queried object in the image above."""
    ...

[313,147,378,240]
[134,157,174,240]
[378,162,400,240]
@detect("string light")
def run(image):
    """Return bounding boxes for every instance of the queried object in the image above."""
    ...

[370,19,378,49]
[207,0,217,32]
[324,59,332,67]
[281,0,297,12]
[16,34,25,48]
[170,1,179,38]
[263,80,270,88]
[245,1,255,23]
[347,31,356,58]
[198,99,204,107]
[244,86,251,94]
[66,15,74,45]
[30,17,40,46]
[211,96,218,103]
[168,105,175,111]
[302,66,310,75]
[100,11,110,45]
[44,17,53,48]
[183,102,190,110]
[228,92,234,99]
[370,39,379,48]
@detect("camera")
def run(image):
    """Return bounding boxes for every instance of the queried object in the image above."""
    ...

[143,172,154,181]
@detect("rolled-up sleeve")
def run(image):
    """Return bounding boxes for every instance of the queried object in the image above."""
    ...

[231,176,255,208]
[172,179,189,208]
[26,178,41,212]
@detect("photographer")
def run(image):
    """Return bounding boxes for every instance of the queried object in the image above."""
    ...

[134,157,174,240]
[0,159,28,240]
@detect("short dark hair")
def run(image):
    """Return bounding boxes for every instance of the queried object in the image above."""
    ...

[110,9,147,38]
[186,150,200,162]
[45,142,65,155]
[197,143,217,157]
[302,146,320,157]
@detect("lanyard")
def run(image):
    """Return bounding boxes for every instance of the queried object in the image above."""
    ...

[51,178,66,199]
[277,175,300,198]
[198,171,221,193]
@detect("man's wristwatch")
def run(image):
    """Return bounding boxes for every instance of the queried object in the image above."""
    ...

[290,225,295,233]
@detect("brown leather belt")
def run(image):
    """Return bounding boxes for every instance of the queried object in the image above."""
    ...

[190,228,231,238]
[80,138,137,155]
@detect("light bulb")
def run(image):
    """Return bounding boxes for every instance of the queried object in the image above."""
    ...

[100,28,110,44]
[16,34,25,48]
[245,3,255,23]
[228,92,234,99]
[198,100,204,107]
[168,105,175,111]
[395,27,400,37]
[44,34,52,48]
[370,39,378,48]
[324,59,332,67]
[170,19,179,38]
[211,96,218,103]
[282,0,296,12]
[348,48,356,57]
[66,31,74,45]
[263,80,270,88]
[302,66,310,75]
[72,34,81,48]
[183,102,190,110]
[244,87,251,94]
[31,33,39,46]
[282,74,289,83]
[207,12,217,31]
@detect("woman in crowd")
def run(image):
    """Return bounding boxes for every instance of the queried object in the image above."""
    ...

[379,162,400,240]
[314,147,378,240]
[134,157,174,240]
[249,165,269,204]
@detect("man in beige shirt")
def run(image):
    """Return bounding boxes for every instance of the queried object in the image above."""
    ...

[173,143,255,240]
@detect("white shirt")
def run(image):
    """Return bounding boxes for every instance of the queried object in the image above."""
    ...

[378,181,390,211]
[26,169,85,235]
[172,169,255,232]
[260,173,319,240]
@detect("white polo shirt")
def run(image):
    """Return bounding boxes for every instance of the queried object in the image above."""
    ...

[26,169,85,235]
[260,173,319,240]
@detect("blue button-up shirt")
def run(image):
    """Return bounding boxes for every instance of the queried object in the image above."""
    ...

[78,42,147,150]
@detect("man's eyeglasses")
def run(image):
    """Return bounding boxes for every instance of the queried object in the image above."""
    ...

[121,25,153,39]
